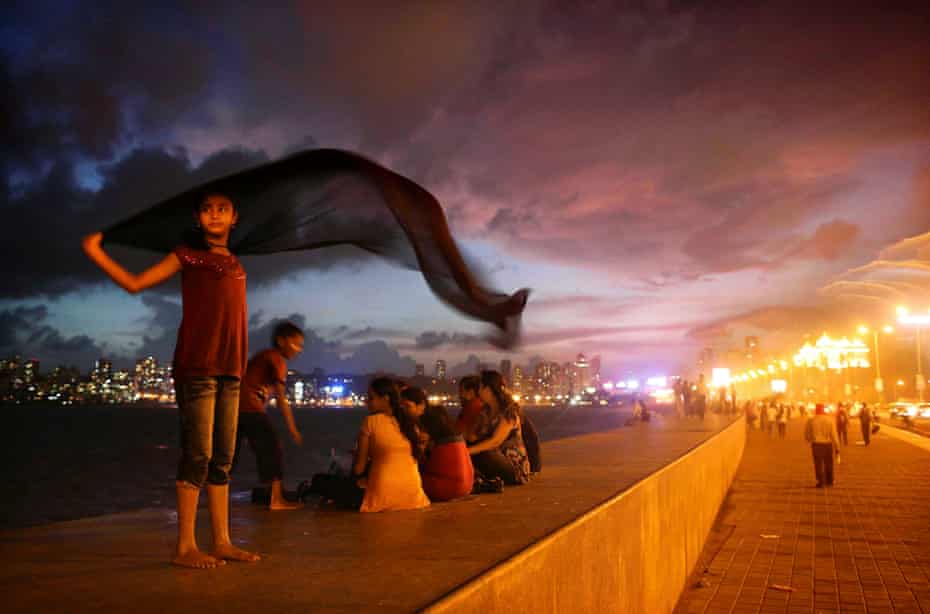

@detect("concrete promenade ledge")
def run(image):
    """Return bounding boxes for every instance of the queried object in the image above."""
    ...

[675,417,930,614]
[4,412,738,613]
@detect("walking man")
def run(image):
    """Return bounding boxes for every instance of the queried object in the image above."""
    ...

[804,403,841,488]
[859,403,873,446]
[776,404,787,439]
[836,403,849,446]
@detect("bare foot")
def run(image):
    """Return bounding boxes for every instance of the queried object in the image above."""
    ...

[213,543,261,563]
[172,549,225,569]
[269,499,303,511]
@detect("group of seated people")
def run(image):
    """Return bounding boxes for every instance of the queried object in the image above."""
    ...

[233,322,539,513]
[306,370,541,512]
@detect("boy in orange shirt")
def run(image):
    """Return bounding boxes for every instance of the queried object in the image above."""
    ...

[234,322,304,509]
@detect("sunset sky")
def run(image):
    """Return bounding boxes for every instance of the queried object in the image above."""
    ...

[2,1,929,379]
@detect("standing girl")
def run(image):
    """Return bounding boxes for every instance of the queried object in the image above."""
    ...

[82,194,260,569]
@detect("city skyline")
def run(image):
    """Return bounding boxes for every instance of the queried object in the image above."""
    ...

[1,348,617,406]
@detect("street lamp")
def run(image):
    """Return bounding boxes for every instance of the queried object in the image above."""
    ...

[858,325,894,405]
[896,306,930,401]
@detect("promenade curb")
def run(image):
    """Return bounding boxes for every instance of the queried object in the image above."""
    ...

[425,416,745,614]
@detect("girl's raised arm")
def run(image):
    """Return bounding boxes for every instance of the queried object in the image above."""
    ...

[82,232,181,294]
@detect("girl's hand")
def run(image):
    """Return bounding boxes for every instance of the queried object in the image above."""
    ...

[82,232,103,254]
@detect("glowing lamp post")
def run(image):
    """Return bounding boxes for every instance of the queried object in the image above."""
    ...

[896,306,930,401]
[858,325,894,404]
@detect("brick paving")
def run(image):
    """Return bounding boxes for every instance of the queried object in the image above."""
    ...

[675,416,930,614]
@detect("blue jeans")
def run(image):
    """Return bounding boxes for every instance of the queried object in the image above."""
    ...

[175,376,240,488]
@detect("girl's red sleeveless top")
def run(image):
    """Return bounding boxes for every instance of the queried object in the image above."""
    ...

[172,246,248,380]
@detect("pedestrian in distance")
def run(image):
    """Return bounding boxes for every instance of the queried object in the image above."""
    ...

[745,401,757,430]
[835,403,849,446]
[804,403,841,488]
[776,404,787,439]
[859,403,873,445]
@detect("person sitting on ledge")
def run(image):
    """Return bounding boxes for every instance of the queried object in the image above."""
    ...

[408,391,474,502]
[310,377,430,512]
[455,375,484,442]
[468,370,531,486]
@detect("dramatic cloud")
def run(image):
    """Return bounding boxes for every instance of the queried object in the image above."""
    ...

[3,1,929,374]
[0,305,108,368]
[412,330,483,351]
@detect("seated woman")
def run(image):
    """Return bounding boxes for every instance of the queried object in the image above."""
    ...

[310,377,430,512]
[403,388,473,502]
[467,370,531,486]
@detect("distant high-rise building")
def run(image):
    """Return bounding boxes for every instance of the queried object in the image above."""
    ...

[23,359,39,383]
[134,356,159,397]
[500,359,512,384]
[574,353,592,391]
[0,356,19,374]
[435,360,447,380]
[563,361,575,393]
[590,355,601,384]
[535,361,552,382]
[513,366,524,391]
[550,362,568,396]
[532,361,564,395]
[415,363,425,377]
[93,358,113,383]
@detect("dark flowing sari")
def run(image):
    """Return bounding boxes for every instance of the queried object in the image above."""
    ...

[103,149,529,347]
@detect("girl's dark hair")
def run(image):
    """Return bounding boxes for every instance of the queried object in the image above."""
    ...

[459,375,479,393]
[480,370,520,421]
[370,377,423,461]
[401,385,427,407]
[272,321,303,347]
[420,404,456,442]
[183,193,238,250]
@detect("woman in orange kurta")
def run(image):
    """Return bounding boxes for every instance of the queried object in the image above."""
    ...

[353,378,430,513]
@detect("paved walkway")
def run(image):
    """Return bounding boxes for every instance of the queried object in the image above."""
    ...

[675,416,930,614]
[4,413,733,613]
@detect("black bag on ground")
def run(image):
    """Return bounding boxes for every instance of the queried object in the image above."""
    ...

[521,414,542,473]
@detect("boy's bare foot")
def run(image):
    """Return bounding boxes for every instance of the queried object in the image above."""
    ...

[172,549,225,569]
[213,543,261,563]
[270,499,303,511]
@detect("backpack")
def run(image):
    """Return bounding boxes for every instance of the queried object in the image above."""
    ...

[521,414,542,473]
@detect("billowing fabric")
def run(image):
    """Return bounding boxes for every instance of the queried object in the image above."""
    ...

[103,149,529,347]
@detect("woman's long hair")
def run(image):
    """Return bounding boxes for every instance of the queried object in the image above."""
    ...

[400,385,427,410]
[480,370,520,422]
[419,405,456,442]
[371,377,423,461]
